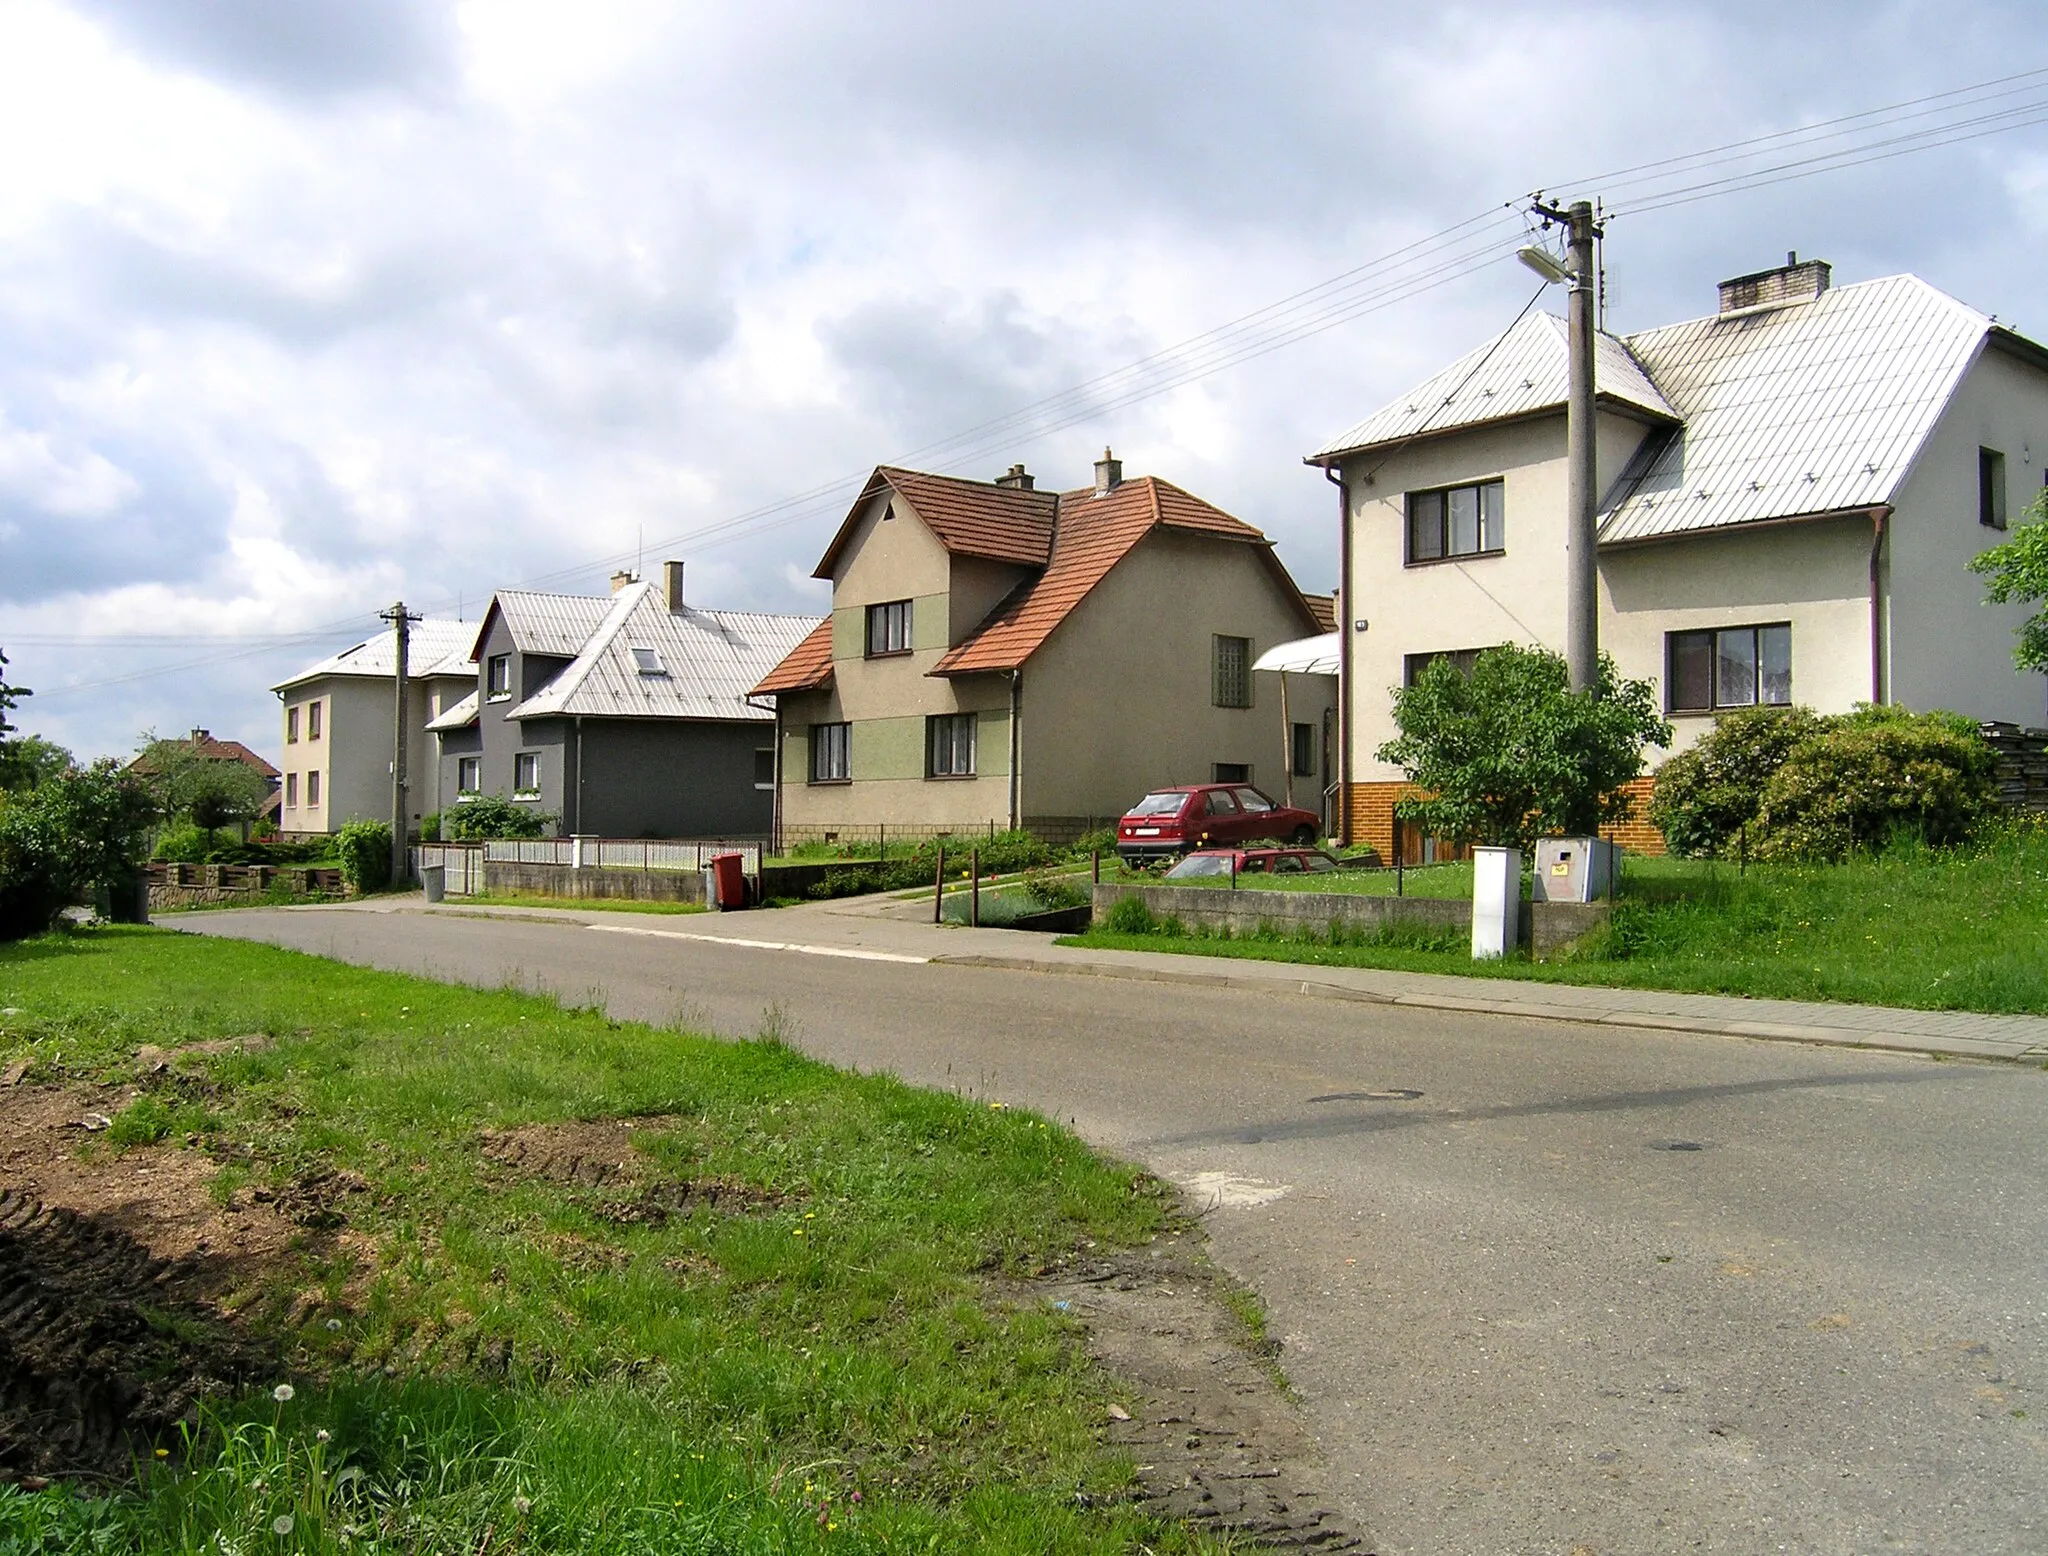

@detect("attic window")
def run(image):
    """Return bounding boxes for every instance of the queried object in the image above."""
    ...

[631,647,667,676]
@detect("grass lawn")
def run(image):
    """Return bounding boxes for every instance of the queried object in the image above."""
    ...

[451,892,708,916]
[0,928,1213,1554]
[1067,827,2048,1015]
[1165,863,1474,900]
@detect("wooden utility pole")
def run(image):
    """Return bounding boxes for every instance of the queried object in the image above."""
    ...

[380,601,420,884]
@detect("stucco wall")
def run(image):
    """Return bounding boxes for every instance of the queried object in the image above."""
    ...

[574,718,773,838]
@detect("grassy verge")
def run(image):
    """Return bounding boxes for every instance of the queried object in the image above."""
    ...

[0,928,1207,1554]
[450,892,707,916]
[1170,863,1473,899]
[1066,827,2048,1015]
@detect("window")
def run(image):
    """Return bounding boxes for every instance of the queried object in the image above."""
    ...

[754,747,775,790]
[306,700,322,739]
[1212,635,1251,708]
[456,756,480,793]
[1981,447,2008,530]
[285,772,298,808]
[809,722,851,783]
[630,646,667,676]
[1668,624,1792,713]
[1407,479,1505,562]
[1233,786,1274,813]
[865,600,912,657]
[513,752,541,795]
[1291,721,1317,778]
[1404,647,1485,685]
[486,654,512,701]
[306,770,321,806]
[1211,766,1250,788]
[926,713,976,777]
[287,706,300,743]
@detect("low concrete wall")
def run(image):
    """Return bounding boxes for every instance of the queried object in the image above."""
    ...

[481,861,704,904]
[146,863,345,911]
[1530,901,1610,958]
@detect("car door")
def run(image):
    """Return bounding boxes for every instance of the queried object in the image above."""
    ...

[1232,786,1281,839]
[1200,786,1243,844]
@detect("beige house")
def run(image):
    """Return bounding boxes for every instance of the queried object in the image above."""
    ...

[752,455,1334,843]
[271,620,475,838]
[1308,257,2048,859]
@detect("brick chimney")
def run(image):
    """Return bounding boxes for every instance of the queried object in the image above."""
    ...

[1718,252,1831,314]
[1093,447,1123,495]
[609,569,637,594]
[994,464,1035,490]
[662,559,685,611]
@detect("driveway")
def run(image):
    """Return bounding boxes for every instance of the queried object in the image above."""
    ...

[182,902,2048,1556]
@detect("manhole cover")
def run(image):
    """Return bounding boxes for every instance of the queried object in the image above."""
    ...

[1307,1088,1424,1103]
[1650,1140,1706,1152]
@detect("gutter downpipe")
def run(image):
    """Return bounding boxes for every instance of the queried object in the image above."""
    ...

[744,694,782,855]
[1869,508,1891,705]
[1008,669,1022,833]
[1325,462,1352,846]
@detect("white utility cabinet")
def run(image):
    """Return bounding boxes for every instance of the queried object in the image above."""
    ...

[1471,845,1522,960]
[1533,837,1618,903]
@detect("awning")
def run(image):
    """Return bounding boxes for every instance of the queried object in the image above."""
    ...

[1253,633,1339,676]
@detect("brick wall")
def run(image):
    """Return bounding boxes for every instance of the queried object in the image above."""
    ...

[1346,777,1668,858]
[1598,777,1666,856]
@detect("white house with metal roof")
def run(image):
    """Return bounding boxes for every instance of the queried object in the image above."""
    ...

[435,562,820,838]
[271,619,476,838]
[1307,255,2048,859]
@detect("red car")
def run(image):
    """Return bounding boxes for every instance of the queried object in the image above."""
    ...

[1163,847,1341,880]
[1116,783,1321,866]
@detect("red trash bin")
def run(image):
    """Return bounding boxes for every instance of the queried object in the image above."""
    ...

[709,852,748,910]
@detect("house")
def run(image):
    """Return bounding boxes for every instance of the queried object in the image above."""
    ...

[271,621,476,839]
[128,728,282,831]
[750,454,1334,843]
[1307,256,2048,858]
[432,562,818,838]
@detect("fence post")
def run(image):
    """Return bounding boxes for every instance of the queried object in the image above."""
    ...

[1230,852,1238,891]
[1091,850,1100,885]
[934,843,946,924]
[971,848,980,927]
[879,822,886,863]
[1394,815,1405,897]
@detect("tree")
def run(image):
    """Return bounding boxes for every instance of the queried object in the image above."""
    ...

[0,648,25,741]
[0,734,76,795]
[0,759,157,939]
[1967,490,2048,671]
[1376,643,1672,853]
[134,733,274,844]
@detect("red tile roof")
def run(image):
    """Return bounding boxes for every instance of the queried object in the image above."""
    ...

[1302,593,1337,633]
[128,730,280,781]
[750,618,835,696]
[813,467,1056,578]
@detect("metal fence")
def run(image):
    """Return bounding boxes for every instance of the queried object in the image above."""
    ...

[410,838,762,894]
[412,844,484,895]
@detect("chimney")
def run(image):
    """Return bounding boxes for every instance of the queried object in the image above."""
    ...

[1093,447,1123,495]
[994,463,1035,490]
[662,559,685,611]
[1717,251,1831,314]
[609,568,637,594]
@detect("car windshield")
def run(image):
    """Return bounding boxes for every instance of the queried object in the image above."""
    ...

[1303,854,1338,872]
[1163,853,1234,878]
[1128,791,1189,817]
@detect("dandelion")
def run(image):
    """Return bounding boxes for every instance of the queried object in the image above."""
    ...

[316,1429,331,1444]
[154,1447,169,1459]
[273,1515,295,1537]
[273,1384,295,1403]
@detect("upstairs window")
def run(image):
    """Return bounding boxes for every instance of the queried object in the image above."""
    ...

[1407,479,1504,563]
[865,600,912,657]
[1212,635,1251,708]
[810,722,851,783]
[926,713,976,777]
[630,646,667,676]
[1668,624,1791,714]
[1980,447,2008,530]
[513,752,541,795]
[486,654,512,701]
[287,706,300,743]
[306,700,322,739]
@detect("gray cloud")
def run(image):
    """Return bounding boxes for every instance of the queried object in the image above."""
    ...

[69,0,455,97]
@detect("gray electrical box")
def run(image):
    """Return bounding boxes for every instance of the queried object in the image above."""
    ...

[1533,837,1618,903]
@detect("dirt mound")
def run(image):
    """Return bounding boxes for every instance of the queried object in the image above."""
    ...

[0,1188,269,1481]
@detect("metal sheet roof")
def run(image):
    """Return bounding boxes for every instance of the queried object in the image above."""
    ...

[1599,274,1991,542]
[272,618,475,692]
[425,689,478,731]
[506,581,820,722]
[480,591,616,660]
[1310,312,1678,463]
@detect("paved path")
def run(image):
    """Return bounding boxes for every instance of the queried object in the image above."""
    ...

[179,896,2048,1556]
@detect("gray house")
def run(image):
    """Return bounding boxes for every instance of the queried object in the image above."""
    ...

[430,563,820,838]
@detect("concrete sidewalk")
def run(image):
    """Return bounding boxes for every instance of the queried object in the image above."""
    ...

[335,891,2048,1065]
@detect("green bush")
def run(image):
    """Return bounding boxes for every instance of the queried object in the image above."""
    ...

[151,823,211,863]
[335,819,393,893]
[1103,896,1157,935]
[1752,705,1997,861]
[1069,827,1119,860]
[442,794,551,841]
[1649,706,1825,858]
[0,761,155,939]
[418,811,442,842]
[1021,868,1088,911]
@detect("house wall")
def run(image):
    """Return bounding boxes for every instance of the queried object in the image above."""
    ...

[280,669,473,838]
[1886,342,2048,723]
[573,718,775,838]
[434,725,483,815]
[1020,529,1332,822]
[469,611,572,830]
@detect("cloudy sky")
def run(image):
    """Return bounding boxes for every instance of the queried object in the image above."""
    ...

[3,0,2045,763]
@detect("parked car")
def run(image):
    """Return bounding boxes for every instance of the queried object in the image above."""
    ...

[1163,846,1341,880]
[1116,783,1321,865]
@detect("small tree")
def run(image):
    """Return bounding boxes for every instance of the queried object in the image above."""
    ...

[1968,491,2048,671]
[0,648,25,741]
[1376,643,1672,853]
[134,733,274,845]
[0,759,157,939]
[335,819,393,893]
[0,734,74,795]
[443,794,551,841]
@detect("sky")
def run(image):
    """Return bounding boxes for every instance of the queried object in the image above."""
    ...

[3,0,2046,763]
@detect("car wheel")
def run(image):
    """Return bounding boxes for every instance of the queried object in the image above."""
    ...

[1290,825,1316,846]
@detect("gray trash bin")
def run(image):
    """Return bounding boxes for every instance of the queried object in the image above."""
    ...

[421,864,446,903]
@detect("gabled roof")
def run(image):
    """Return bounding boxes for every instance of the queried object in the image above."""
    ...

[128,730,279,782]
[468,591,616,663]
[503,581,819,723]
[1600,273,2007,543]
[1301,593,1337,633]
[271,618,475,693]
[750,618,834,696]
[813,466,1058,578]
[425,689,478,732]
[933,476,1315,675]
[1310,311,1679,464]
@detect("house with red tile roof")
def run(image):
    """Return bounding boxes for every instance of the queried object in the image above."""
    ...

[751,453,1333,842]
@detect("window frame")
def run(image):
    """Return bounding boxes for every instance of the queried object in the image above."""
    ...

[1212,635,1252,709]
[285,772,298,809]
[306,700,322,740]
[1666,622,1793,714]
[1405,478,1506,565]
[286,705,300,743]
[864,600,913,659]
[754,747,775,791]
[1403,647,1486,686]
[630,646,667,677]
[306,770,320,807]
[486,654,513,701]
[1980,446,2008,530]
[925,712,977,779]
[809,722,851,784]
[1290,721,1317,778]
[512,751,542,797]
[456,756,481,794]
[1211,764,1251,787]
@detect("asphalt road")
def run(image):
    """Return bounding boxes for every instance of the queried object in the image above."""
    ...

[184,907,2048,1556]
